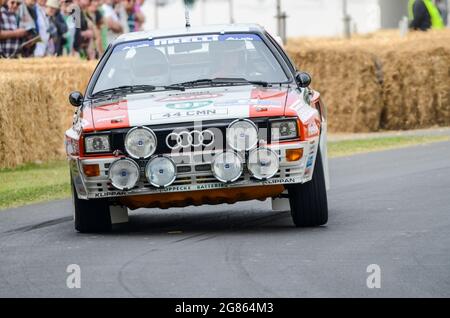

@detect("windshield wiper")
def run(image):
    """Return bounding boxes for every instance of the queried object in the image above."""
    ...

[173,78,215,87]
[173,78,271,88]
[215,78,271,87]
[161,84,185,91]
[92,84,185,98]
[92,85,156,97]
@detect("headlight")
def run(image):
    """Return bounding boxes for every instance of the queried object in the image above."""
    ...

[248,148,279,180]
[109,158,140,190]
[227,119,258,151]
[84,135,110,153]
[211,151,243,183]
[145,156,177,188]
[271,120,298,141]
[125,127,157,159]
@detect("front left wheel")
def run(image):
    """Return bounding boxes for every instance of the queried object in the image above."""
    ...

[71,180,112,233]
[287,150,328,227]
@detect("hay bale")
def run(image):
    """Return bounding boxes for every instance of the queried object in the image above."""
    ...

[287,46,383,132]
[287,29,450,132]
[0,60,96,129]
[0,73,62,168]
[0,58,96,168]
[378,41,450,130]
[2,33,450,168]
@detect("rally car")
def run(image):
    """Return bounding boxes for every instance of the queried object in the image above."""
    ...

[65,24,330,233]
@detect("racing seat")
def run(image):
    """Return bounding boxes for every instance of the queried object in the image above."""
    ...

[129,46,171,86]
[208,40,249,79]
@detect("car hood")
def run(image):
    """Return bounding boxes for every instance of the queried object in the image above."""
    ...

[85,85,290,131]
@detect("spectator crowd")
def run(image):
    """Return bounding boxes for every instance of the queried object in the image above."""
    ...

[0,0,145,58]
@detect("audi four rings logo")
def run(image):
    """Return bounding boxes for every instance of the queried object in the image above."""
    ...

[166,130,215,149]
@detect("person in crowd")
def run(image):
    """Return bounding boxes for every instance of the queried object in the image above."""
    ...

[0,0,28,58]
[2,0,147,58]
[86,0,104,58]
[101,0,126,46]
[409,0,445,30]
[72,0,93,58]
[34,0,51,56]
[134,0,145,31]
[435,0,448,25]
[17,0,39,56]
[125,0,144,32]
[45,0,67,55]
[17,0,38,30]
[60,0,76,55]
[116,0,129,35]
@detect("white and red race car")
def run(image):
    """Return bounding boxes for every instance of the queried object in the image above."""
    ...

[65,24,329,232]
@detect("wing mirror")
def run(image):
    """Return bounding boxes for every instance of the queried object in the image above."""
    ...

[295,72,312,88]
[69,91,84,107]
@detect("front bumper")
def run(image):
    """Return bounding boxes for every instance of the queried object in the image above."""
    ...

[71,139,319,200]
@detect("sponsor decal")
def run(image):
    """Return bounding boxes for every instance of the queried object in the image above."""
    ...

[214,99,249,107]
[153,34,261,46]
[96,115,126,123]
[304,168,311,176]
[262,177,298,185]
[94,191,127,198]
[158,93,222,102]
[89,177,303,198]
[220,34,261,41]
[154,34,220,46]
[307,122,320,136]
[113,34,262,54]
[253,100,283,107]
[116,41,150,51]
[151,108,228,120]
[166,100,213,110]
[214,99,282,108]
[80,118,90,127]
[298,106,317,122]
[306,156,315,168]
[157,183,228,193]
[127,89,251,125]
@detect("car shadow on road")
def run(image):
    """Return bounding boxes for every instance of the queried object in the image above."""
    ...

[105,208,329,236]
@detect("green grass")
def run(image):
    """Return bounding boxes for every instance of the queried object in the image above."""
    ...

[0,161,70,210]
[328,135,450,158]
[0,135,448,210]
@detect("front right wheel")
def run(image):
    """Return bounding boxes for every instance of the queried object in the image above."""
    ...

[287,150,328,227]
[71,179,112,233]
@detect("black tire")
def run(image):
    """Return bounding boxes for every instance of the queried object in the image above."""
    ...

[287,149,328,227]
[71,179,112,233]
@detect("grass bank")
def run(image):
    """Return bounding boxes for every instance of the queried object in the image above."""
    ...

[0,161,70,210]
[0,135,448,210]
[327,135,449,158]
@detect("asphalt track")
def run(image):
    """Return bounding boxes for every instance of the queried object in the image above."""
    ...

[1,141,449,297]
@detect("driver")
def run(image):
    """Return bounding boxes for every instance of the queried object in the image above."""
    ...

[130,46,170,86]
[209,40,248,79]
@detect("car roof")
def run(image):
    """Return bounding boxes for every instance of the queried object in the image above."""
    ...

[114,23,267,44]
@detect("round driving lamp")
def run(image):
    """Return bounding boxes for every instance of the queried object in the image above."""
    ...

[226,119,258,151]
[248,148,279,180]
[211,151,243,183]
[145,156,177,188]
[124,127,157,159]
[109,158,140,190]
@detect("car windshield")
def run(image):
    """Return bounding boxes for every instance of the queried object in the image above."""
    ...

[92,33,289,95]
